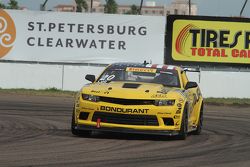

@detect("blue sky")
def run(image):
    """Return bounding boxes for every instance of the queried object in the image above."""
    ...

[1,0,250,17]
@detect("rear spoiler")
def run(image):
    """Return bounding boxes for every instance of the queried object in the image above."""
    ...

[183,67,200,72]
[182,66,201,83]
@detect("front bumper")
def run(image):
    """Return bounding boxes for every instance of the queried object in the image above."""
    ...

[75,124,180,136]
[74,99,184,135]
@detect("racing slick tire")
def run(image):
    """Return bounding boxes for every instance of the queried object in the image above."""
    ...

[177,108,188,140]
[193,104,203,135]
[71,107,92,137]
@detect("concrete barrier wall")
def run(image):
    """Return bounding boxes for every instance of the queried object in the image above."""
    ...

[187,71,250,98]
[0,63,62,89]
[62,65,105,91]
[1,62,250,98]
[0,62,105,91]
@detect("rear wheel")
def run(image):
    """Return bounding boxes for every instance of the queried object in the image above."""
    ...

[193,104,203,135]
[177,109,188,140]
[71,107,92,137]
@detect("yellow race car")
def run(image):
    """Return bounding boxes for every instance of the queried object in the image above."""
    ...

[71,63,203,139]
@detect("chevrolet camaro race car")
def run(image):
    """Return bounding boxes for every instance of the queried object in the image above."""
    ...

[71,63,203,139]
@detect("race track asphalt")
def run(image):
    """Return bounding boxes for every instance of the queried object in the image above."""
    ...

[0,93,250,167]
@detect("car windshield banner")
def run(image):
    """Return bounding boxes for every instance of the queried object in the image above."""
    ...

[165,15,250,67]
[0,9,165,64]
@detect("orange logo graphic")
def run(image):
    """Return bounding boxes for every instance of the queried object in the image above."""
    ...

[175,24,197,56]
[0,9,16,58]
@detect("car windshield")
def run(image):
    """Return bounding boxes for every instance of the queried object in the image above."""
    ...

[97,67,180,88]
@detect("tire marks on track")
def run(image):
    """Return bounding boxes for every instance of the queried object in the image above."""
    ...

[0,94,250,167]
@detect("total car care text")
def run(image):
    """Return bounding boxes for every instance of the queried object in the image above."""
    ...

[26,22,147,50]
[190,29,250,58]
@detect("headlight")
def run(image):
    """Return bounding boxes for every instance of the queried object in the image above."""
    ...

[155,99,175,106]
[82,94,100,102]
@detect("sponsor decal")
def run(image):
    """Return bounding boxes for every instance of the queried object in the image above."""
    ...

[151,94,168,98]
[156,88,170,94]
[174,115,180,119]
[179,98,184,103]
[75,108,80,114]
[188,101,194,114]
[157,112,171,115]
[176,108,182,114]
[100,106,149,114]
[166,15,250,67]
[0,9,16,58]
[177,103,182,108]
[172,89,187,98]
[104,91,110,94]
[192,93,198,105]
[126,67,157,73]
[172,19,250,64]
[91,90,101,93]
[0,10,165,63]
[26,22,148,50]
[82,107,94,111]
[196,88,202,100]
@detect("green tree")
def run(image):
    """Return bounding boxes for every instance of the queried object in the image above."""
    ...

[0,3,6,9]
[8,0,19,9]
[104,0,118,14]
[125,5,139,15]
[75,0,88,12]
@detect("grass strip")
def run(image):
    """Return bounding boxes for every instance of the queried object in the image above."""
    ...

[1,88,250,106]
[204,98,250,106]
[0,88,76,97]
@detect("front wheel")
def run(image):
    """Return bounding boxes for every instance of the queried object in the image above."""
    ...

[177,109,188,140]
[71,107,92,137]
[193,104,203,135]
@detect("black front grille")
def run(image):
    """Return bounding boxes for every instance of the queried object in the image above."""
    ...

[99,97,154,105]
[163,118,174,126]
[92,111,159,126]
[79,112,89,120]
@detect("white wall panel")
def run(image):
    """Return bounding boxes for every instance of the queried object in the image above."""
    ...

[1,62,250,98]
[187,71,250,98]
[62,65,105,91]
[0,63,62,89]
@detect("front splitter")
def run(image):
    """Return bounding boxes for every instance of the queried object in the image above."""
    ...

[76,124,179,136]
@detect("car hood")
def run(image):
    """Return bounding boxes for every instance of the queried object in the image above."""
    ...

[82,81,185,99]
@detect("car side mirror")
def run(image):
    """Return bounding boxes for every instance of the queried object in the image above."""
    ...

[185,81,198,89]
[85,74,95,83]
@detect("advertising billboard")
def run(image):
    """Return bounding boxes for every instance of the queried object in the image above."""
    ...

[0,9,165,64]
[166,15,250,67]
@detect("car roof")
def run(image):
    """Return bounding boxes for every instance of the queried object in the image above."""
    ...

[108,62,183,71]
